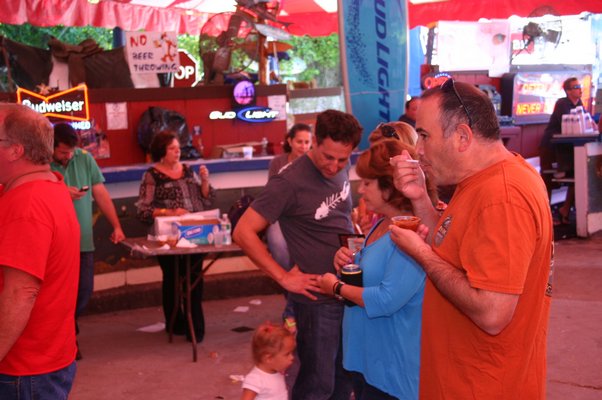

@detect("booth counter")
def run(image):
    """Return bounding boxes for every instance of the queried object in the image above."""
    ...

[93,154,361,291]
[103,156,273,199]
[0,84,290,167]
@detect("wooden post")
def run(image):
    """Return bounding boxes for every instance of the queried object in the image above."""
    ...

[257,19,268,85]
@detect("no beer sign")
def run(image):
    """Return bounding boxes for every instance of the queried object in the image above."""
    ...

[125,31,179,74]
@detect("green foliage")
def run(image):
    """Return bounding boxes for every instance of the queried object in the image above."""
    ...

[0,23,113,49]
[0,23,340,87]
[0,23,204,64]
[178,33,200,61]
[280,34,340,85]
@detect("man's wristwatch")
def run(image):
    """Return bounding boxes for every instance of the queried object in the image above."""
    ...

[334,281,345,297]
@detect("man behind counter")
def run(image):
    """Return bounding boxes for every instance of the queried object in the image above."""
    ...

[539,77,597,225]
[398,97,421,128]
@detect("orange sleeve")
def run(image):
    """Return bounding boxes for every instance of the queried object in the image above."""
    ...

[459,202,537,294]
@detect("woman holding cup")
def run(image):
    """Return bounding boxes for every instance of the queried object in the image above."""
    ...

[136,130,215,343]
[318,139,438,399]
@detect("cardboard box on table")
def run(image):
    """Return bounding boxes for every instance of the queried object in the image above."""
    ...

[154,209,220,244]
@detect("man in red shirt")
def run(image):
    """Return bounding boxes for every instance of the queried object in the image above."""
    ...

[390,80,553,399]
[0,104,80,399]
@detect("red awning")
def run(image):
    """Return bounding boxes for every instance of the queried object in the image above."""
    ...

[407,0,602,28]
[1,0,601,36]
[0,0,339,37]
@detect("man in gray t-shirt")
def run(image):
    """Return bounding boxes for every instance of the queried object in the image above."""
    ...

[234,109,362,399]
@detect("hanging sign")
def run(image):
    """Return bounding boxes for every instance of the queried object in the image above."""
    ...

[17,84,90,122]
[125,31,179,74]
[342,0,408,150]
[236,107,279,122]
[209,107,278,123]
[421,72,452,90]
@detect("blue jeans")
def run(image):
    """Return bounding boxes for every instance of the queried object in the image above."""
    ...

[0,361,76,400]
[76,251,95,317]
[292,300,352,400]
[267,222,296,320]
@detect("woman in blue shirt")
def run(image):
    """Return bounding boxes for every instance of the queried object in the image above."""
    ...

[318,139,438,399]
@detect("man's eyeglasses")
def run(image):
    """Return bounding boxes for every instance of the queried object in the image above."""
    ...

[570,84,582,90]
[376,123,400,140]
[441,78,473,128]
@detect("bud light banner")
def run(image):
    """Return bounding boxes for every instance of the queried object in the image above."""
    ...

[342,0,408,149]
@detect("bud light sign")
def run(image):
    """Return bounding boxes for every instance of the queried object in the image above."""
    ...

[236,106,279,123]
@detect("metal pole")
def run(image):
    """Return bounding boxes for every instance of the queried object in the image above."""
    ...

[337,0,352,113]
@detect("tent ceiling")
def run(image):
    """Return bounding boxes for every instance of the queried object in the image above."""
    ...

[409,0,602,28]
[0,0,338,36]
[1,0,601,37]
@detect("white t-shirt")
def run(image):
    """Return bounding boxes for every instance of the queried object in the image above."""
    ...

[242,366,287,400]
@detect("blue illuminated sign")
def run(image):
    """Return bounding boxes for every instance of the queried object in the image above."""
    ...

[236,106,278,123]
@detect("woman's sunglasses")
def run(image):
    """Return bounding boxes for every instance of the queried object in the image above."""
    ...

[376,123,400,140]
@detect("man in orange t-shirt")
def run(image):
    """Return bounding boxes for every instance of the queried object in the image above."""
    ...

[390,79,553,399]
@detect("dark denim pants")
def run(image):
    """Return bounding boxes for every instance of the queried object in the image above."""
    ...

[76,251,95,317]
[291,300,352,400]
[348,371,397,400]
[0,361,76,400]
[158,254,205,341]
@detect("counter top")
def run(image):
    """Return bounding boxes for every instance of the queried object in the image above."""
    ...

[102,156,273,184]
[102,152,362,184]
[551,134,600,146]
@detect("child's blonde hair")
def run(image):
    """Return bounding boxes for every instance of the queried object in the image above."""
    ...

[251,322,294,364]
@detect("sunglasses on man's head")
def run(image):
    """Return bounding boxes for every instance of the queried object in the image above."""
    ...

[441,78,473,128]
[376,123,400,140]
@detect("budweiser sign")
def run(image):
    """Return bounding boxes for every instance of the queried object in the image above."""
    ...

[17,84,90,122]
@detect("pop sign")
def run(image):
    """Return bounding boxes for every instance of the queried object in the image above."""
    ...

[173,50,200,87]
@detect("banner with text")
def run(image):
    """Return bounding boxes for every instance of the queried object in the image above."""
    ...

[342,0,408,150]
[126,31,179,74]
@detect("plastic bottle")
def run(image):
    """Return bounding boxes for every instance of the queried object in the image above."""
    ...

[220,213,232,245]
[583,113,594,133]
[561,114,571,135]
[192,125,204,158]
[574,107,586,134]
[260,137,268,156]
[569,109,580,134]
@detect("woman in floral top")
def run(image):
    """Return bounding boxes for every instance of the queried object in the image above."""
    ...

[136,130,215,342]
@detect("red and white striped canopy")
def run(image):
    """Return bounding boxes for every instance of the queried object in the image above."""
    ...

[1,0,601,36]
[0,0,338,36]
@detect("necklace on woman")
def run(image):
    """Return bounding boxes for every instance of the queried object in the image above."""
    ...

[3,169,50,192]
